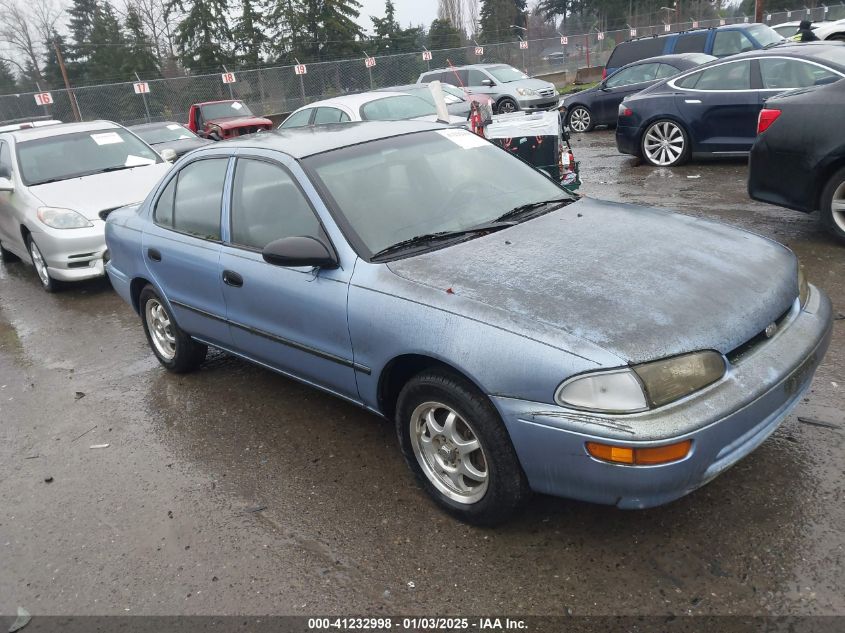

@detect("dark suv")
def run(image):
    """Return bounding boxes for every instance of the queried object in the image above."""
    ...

[604,23,783,77]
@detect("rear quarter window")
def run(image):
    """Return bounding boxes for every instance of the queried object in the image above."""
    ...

[606,37,666,68]
[673,32,708,54]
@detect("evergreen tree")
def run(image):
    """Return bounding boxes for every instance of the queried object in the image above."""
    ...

[124,6,160,77]
[87,3,130,82]
[233,0,266,66]
[0,60,17,94]
[370,0,399,53]
[428,18,462,49]
[170,0,234,70]
[42,32,78,89]
[67,0,101,62]
[479,0,526,43]
[320,0,363,60]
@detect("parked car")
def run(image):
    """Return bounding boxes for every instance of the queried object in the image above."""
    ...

[131,121,213,158]
[0,117,62,133]
[105,121,831,525]
[771,20,828,38]
[374,83,493,118]
[0,121,170,291]
[562,53,715,132]
[540,47,567,64]
[780,18,845,41]
[616,42,845,166]
[418,64,558,113]
[186,100,272,140]
[279,92,464,128]
[604,23,784,77]
[748,78,845,242]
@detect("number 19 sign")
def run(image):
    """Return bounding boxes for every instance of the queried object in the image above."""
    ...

[34,92,53,106]
[294,64,307,75]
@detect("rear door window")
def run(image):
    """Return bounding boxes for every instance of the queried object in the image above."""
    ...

[655,63,682,79]
[162,158,228,240]
[466,69,488,86]
[313,107,349,124]
[605,63,661,88]
[606,37,666,68]
[677,60,751,90]
[441,69,468,87]
[712,30,755,57]
[673,32,708,54]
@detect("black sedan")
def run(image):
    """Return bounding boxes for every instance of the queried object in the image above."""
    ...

[616,42,845,166]
[130,121,212,158]
[561,53,714,132]
[748,78,845,242]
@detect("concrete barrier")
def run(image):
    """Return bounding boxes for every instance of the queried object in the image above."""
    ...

[534,70,572,89]
[575,66,604,84]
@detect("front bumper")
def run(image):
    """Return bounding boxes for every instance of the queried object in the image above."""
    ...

[29,221,107,282]
[494,285,832,508]
[519,94,560,111]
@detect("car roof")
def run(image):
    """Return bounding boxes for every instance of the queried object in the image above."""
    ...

[423,63,510,73]
[195,100,242,106]
[2,119,121,142]
[206,120,446,159]
[295,91,414,111]
[618,21,772,46]
[618,52,715,68]
[718,40,845,67]
[130,121,183,130]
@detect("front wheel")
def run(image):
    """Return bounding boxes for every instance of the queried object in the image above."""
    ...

[139,285,207,372]
[395,370,529,525]
[641,119,690,167]
[496,98,519,114]
[27,235,60,292]
[567,105,594,133]
[820,165,845,242]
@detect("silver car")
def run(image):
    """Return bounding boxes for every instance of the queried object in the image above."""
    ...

[418,63,558,113]
[0,121,172,292]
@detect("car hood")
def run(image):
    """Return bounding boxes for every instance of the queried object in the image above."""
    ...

[29,163,171,220]
[509,78,556,92]
[387,198,797,364]
[207,115,273,129]
[153,137,213,156]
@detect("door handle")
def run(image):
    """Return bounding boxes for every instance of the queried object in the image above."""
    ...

[222,270,243,288]
[684,99,702,104]
[147,248,161,262]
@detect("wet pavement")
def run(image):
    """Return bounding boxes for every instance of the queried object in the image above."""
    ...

[1,129,843,617]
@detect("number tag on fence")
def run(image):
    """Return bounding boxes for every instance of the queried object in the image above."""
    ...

[719,19,726,26]
[365,57,376,68]
[133,82,150,94]
[294,64,307,75]
[560,36,568,45]
[221,72,236,84]
[664,23,671,32]
[630,28,637,37]
[474,46,484,56]
[422,50,432,61]
[34,92,53,106]
[692,20,699,28]
[597,32,605,41]
[519,40,528,49]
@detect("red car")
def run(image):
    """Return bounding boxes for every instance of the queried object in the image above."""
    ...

[186,100,272,140]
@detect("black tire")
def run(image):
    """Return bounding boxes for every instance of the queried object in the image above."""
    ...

[496,97,519,114]
[26,235,61,293]
[566,105,594,133]
[820,165,845,242]
[640,119,690,167]
[395,369,529,526]
[0,241,20,263]
[139,285,207,373]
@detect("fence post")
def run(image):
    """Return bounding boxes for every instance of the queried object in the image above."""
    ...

[135,72,152,123]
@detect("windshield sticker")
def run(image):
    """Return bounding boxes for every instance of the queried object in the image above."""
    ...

[231,102,243,110]
[166,124,183,130]
[437,128,489,150]
[124,155,156,167]
[91,132,124,145]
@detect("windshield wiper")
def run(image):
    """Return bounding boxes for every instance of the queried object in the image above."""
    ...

[370,221,515,261]
[493,196,574,223]
[99,165,141,173]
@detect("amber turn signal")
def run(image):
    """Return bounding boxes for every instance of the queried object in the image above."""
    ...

[586,440,692,465]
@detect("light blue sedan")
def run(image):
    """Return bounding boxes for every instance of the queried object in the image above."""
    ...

[105,121,832,525]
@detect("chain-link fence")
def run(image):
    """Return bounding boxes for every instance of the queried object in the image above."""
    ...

[2,4,844,127]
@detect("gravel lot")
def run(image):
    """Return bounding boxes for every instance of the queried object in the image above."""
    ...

[1,129,843,618]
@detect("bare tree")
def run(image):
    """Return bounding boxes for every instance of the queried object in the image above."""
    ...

[438,0,464,30]
[464,0,480,36]
[0,0,62,82]
[125,0,180,63]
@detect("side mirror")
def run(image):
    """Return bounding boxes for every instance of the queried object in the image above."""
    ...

[0,176,14,192]
[160,148,177,162]
[599,82,610,91]
[481,78,495,87]
[262,236,338,269]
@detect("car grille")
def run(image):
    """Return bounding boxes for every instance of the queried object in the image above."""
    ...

[726,304,794,365]
[231,126,264,137]
[537,88,556,98]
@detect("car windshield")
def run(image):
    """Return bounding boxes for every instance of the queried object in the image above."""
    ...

[359,95,437,120]
[747,24,784,47]
[487,65,530,83]
[305,128,573,258]
[17,128,162,186]
[440,84,468,101]
[200,101,254,119]
[134,123,196,144]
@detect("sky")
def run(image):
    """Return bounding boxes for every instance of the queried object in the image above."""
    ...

[357,0,440,31]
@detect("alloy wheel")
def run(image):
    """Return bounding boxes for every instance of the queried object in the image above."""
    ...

[831,180,845,234]
[409,401,489,504]
[145,298,177,361]
[28,239,50,287]
[498,99,518,114]
[643,120,686,166]
[568,107,591,132]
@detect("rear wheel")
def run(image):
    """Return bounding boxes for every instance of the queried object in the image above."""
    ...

[641,119,690,167]
[820,165,845,242]
[26,235,60,292]
[395,369,529,525]
[496,97,519,114]
[567,105,594,133]
[139,285,207,372]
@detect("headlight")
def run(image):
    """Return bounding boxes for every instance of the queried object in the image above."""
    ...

[556,351,726,413]
[797,262,809,307]
[517,88,537,96]
[36,207,93,229]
